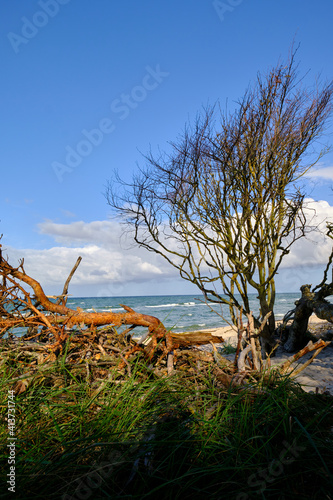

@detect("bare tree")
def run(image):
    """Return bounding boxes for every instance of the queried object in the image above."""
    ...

[107,51,333,354]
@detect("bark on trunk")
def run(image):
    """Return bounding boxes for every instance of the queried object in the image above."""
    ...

[255,301,277,356]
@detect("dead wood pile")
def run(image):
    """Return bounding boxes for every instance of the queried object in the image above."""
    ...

[0,245,331,395]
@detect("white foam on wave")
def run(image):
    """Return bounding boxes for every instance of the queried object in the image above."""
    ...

[146,303,182,308]
[146,301,197,309]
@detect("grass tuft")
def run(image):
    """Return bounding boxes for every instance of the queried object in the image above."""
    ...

[1,353,332,499]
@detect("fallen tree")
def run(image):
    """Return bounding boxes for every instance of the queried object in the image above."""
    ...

[279,223,333,351]
[279,283,333,351]
[0,244,224,360]
[0,243,331,394]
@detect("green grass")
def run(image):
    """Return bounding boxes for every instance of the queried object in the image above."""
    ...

[219,341,237,355]
[0,355,333,499]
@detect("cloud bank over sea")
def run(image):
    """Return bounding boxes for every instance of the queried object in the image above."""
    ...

[2,199,333,297]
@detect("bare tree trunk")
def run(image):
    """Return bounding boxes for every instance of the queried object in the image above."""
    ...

[254,299,277,356]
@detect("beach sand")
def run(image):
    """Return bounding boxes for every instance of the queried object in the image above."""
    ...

[194,315,333,395]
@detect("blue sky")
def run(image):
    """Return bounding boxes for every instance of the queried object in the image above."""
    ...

[1,0,333,296]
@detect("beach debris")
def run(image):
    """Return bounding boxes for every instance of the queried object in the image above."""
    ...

[0,246,223,366]
[279,224,333,352]
[1,245,331,394]
[279,339,331,376]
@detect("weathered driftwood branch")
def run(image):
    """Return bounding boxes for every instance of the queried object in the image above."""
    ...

[279,339,331,375]
[289,345,328,377]
[237,345,252,371]
[167,352,174,375]
[234,309,245,369]
[169,331,224,347]
[56,256,82,306]
[283,284,333,352]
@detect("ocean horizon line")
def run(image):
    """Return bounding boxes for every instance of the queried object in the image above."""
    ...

[66,291,300,300]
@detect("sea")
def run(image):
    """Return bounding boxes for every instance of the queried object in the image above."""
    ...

[5,293,311,339]
[65,293,301,334]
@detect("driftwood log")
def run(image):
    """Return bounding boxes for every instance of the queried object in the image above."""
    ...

[170,331,223,347]
[282,283,333,352]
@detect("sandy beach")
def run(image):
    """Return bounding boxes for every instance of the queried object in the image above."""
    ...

[196,315,333,395]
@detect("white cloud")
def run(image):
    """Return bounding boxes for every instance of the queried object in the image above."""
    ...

[2,220,177,297]
[279,198,333,268]
[38,220,122,247]
[2,244,169,286]
[306,165,333,180]
[3,198,333,296]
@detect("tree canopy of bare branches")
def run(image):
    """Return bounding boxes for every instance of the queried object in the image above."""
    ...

[107,51,333,353]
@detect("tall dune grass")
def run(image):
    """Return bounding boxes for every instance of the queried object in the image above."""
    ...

[1,353,332,499]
